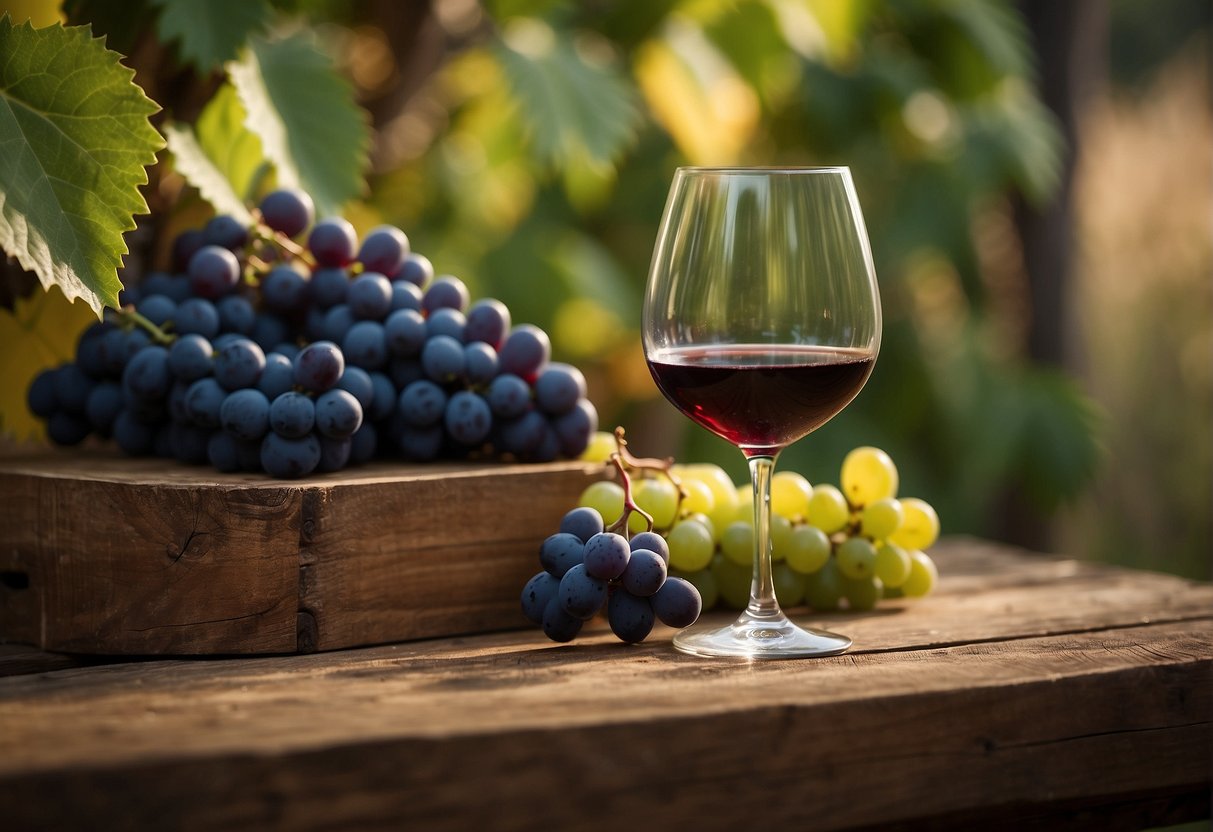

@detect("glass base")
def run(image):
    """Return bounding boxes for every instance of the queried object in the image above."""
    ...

[673,610,852,659]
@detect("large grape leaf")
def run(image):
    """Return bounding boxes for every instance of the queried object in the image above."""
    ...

[152,0,271,72]
[228,32,369,217]
[0,16,163,315]
[0,286,95,441]
[494,24,641,171]
[164,84,264,222]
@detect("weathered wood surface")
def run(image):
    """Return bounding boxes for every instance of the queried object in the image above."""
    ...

[1,539,1210,831]
[0,450,604,654]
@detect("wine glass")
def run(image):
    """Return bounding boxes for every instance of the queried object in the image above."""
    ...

[643,167,881,659]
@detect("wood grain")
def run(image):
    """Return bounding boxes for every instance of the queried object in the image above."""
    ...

[0,539,1209,831]
[0,450,604,654]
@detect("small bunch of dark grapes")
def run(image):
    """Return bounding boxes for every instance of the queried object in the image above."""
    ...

[26,188,598,477]
[521,506,703,644]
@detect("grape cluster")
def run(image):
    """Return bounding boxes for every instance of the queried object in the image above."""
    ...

[26,189,597,477]
[522,508,703,644]
[577,440,940,613]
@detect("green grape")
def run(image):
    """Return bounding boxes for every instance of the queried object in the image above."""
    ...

[708,498,739,538]
[773,562,806,607]
[770,471,812,520]
[672,567,719,611]
[860,498,904,541]
[889,497,940,550]
[679,479,716,517]
[667,519,715,572]
[785,525,831,575]
[806,484,849,534]
[840,446,899,509]
[804,559,844,611]
[733,485,754,525]
[843,574,882,611]
[630,477,679,533]
[672,463,736,513]
[710,553,751,610]
[836,536,877,579]
[720,521,754,566]
[770,513,793,562]
[874,542,912,588]
[579,431,616,463]
[685,511,717,543]
[579,480,624,526]
[901,550,938,597]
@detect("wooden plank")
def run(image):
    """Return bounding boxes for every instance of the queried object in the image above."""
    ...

[0,450,604,654]
[0,620,1207,830]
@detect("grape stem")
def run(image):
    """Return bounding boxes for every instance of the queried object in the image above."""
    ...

[248,213,315,269]
[601,426,687,536]
[113,306,174,345]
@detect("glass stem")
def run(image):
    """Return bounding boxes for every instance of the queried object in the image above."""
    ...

[746,454,781,619]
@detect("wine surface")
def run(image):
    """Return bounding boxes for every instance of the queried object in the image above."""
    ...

[647,345,874,456]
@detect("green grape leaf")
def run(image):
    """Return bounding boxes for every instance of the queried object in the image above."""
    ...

[494,26,641,171]
[0,16,163,315]
[164,84,265,222]
[152,0,271,72]
[228,32,369,217]
[0,286,95,441]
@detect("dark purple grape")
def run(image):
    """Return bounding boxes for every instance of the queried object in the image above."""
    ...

[389,280,423,312]
[308,217,357,267]
[387,356,424,389]
[84,382,123,434]
[553,398,597,458]
[184,377,226,428]
[384,309,427,358]
[539,532,584,578]
[213,338,266,391]
[336,366,374,410]
[208,432,244,473]
[534,362,586,416]
[558,563,608,620]
[47,411,91,445]
[367,372,395,421]
[426,307,466,342]
[293,341,344,393]
[168,334,214,382]
[220,388,271,441]
[629,531,669,564]
[137,294,176,327]
[250,313,290,352]
[560,507,604,544]
[498,325,550,381]
[396,423,444,461]
[257,353,296,401]
[444,391,491,445]
[315,389,364,440]
[620,549,667,597]
[27,369,59,418]
[259,189,314,238]
[420,335,465,383]
[583,532,630,581]
[541,596,583,643]
[348,272,393,320]
[464,299,511,349]
[175,298,220,339]
[341,321,387,370]
[321,304,355,344]
[422,275,469,313]
[463,342,499,386]
[486,374,531,419]
[188,245,241,299]
[203,214,249,250]
[316,436,352,472]
[260,265,309,313]
[521,571,560,625]
[52,363,92,413]
[607,590,655,643]
[357,225,409,276]
[398,380,447,428]
[311,267,349,309]
[75,322,113,378]
[269,391,316,438]
[349,422,378,464]
[171,228,205,272]
[113,409,157,455]
[651,577,702,628]
[216,295,256,335]
[498,410,546,456]
[260,431,321,478]
[395,253,433,287]
[122,345,171,400]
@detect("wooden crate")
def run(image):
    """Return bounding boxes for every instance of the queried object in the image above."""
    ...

[0,450,606,655]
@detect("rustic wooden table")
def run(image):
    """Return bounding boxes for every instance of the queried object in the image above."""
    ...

[1,538,1210,831]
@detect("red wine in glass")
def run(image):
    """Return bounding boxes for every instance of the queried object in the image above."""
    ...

[646,344,875,458]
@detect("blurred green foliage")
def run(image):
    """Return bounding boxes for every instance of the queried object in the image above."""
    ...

[367,0,1100,539]
[2,0,1108,552]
